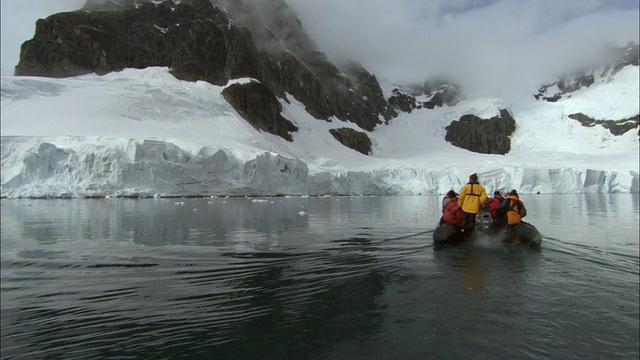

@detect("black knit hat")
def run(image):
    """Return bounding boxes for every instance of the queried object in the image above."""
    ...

[510,189,518,196]
[469,173,478,181]
[446,190,458,197]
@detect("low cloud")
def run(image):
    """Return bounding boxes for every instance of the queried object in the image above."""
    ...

[287,0,639,99]
[2,0,638,101]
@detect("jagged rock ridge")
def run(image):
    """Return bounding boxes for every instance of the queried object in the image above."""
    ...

[387,81,461,113]
[568,113,639,136]
[535,43,639,102]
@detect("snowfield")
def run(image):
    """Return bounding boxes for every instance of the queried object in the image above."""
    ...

[1,65,638,198]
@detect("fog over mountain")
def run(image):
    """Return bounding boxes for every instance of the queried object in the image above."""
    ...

[3,0,638,99]
[286,0,639,99]
[0,0,638,198]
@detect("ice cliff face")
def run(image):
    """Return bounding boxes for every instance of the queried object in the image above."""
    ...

[2,136,636,198]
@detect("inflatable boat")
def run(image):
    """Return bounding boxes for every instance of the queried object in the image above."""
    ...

[433,211,541,247]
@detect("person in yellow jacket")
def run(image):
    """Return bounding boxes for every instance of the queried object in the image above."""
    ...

[458,173,488,232]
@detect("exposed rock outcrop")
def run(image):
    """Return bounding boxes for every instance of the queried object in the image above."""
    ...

[568,113,639,137]
[388,81,461,113]
[445,109,516,155]
[222,81,298,141]
[214,0,397,129]
[15,0,396,138]
[15,0,258,84]
[329,128,373,155]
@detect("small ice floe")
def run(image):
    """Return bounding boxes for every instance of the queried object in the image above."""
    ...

[207,201,213,204]
[174,201,185,206]
[193,208,199,212]
[298,206,307,216]
[252,199,269,203]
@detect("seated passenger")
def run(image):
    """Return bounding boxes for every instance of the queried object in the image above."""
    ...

[485,191,505,215]
[441,193,464,226]
[441,190,459,211]
[496,189,527,227]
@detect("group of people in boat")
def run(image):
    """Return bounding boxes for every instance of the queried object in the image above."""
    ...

[440,173,528,233]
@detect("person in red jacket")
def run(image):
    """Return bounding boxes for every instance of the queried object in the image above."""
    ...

[485,191,504,215]
[441,190,458,211]
[441,193,463,226]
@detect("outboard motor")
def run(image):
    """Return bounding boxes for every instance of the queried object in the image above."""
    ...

[477,211,493,232]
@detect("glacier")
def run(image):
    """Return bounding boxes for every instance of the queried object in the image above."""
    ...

[1,67,638,198]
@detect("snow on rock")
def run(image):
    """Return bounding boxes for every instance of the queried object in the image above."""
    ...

[1,67,638,197]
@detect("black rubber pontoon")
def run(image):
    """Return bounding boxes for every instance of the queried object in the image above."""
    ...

[433,222,467,244]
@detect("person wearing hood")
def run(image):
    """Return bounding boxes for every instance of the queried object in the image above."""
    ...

[458,173,488,232]
[442,190,459,211]
[496,189,527,226]
[485,191,505,215]
[439,190,463,226]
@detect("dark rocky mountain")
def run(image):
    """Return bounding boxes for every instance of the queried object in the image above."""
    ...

[13,0,638,156]
[15,0,395,147]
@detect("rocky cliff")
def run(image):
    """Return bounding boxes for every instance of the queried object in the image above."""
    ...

[15,0,395,144]
[14,0,638,157]
[445,109,516,155]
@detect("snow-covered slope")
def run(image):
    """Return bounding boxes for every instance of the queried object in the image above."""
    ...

[1,65,638,197]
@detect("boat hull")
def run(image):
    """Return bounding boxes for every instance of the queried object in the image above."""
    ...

[434,211,542,248]
[433,222,467,244]
[502,222,542,247]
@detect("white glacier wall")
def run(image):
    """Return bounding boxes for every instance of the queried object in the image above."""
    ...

[1,67,638,198]
[1,136,637,198]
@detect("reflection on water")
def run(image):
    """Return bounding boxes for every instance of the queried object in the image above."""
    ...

[1,195,638,359]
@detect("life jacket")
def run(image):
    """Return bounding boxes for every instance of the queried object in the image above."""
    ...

[505,195,527,225]
[442,196,464,226]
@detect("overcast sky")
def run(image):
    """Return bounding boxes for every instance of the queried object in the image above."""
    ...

[287,0,639,98]
[2,0,638,99]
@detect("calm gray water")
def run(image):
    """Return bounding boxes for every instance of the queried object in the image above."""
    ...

[1,194,638,359]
